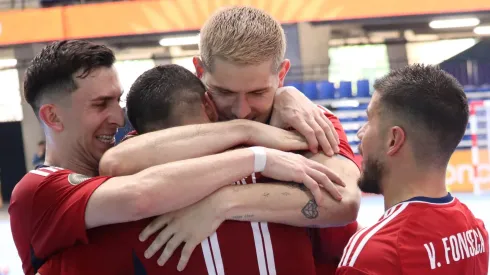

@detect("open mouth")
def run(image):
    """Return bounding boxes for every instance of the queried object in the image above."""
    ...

[96,135,115,145]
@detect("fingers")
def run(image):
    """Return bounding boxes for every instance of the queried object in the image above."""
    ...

[157,234,185,267]
[316,106,340,143]
[177,241,200,271]
[308,116,334,157]
[307,159,345,187]
[144,225,175,259]
[283,131,309,151]
[315,114,339,154]
[301,174,323,204]
[306,166,343,202]
[140,215,171,242]
[290,117,319,153]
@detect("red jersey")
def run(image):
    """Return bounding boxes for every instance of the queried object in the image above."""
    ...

[19,107,359,275]
[38,172,318,275]
[336,194,489,275]
[8,166,110,275]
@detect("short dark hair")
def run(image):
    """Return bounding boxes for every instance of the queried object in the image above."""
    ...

[24,40,115,118]
[126,64,206,134]
[374,64,468,167]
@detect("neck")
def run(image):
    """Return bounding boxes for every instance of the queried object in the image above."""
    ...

[382,164,448,210]
[44,142,99,177]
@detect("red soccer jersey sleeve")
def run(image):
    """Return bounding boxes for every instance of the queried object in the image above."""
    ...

[318,105,359,170]
[9,167,110,275]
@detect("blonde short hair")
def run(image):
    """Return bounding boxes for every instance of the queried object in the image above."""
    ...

[199,6,286,72]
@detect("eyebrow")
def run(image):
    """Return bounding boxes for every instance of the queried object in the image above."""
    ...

[91,94,122,102]
[209,84,269,93]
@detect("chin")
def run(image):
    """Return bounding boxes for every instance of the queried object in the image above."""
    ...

[358,157,384,195]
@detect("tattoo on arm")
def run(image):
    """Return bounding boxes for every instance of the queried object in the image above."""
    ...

[281,182,319,219]
[231,214,254,220]
[301,199,319,219]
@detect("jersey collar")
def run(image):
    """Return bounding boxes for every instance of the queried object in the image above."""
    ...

[403,192,454,204]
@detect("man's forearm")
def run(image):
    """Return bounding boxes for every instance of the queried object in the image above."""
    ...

[216,181,356,228]
[99,120,251,176]
[86,148,256,228]
[214,154,361,228]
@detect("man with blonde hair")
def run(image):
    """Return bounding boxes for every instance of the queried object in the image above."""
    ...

[111,6,361,274]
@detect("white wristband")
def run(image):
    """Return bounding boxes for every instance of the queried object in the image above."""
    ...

[249,146,267,173]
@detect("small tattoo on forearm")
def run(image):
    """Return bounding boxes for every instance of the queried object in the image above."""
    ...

[301,199,319,219]
[263,192,270,197]
[232,184,253,192]
[231,214,254,220]
[281,192,290,196]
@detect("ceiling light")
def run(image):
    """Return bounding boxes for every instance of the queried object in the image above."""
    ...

[0,59,17,68]
[159,34,199,47]
[429,18,480,29]
[474,26,490,35]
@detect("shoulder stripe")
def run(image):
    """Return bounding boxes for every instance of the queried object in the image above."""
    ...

[29,170,50,177]
[339,220,375,267]
[383,204,397,218]
[346,202,409,267]
[340,203,408,267]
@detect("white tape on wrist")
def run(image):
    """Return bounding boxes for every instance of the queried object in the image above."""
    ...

[249,146,267,173]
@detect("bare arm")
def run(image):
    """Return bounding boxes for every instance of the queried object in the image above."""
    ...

[99,120,250,176]
[219,154,361,227]
[99,120,308,176]
[137,153,361,269]
[86,148,255,229]
[87,147,338,229]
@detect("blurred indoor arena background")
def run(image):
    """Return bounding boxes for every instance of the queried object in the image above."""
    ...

[1,0,490,274]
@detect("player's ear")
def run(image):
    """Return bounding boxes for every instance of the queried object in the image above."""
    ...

[39,104,64,132]
[203,92,218,122]
[278,59,290,87]
[386,126,405,156]
[193,56,205,79]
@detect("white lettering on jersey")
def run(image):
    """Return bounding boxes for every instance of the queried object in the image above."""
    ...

[477,228,486,254]
[442,237,451,265]
[457,232,471,260]
[450,235,461,262]
[467,231,475,256]
[424,242,437,269]
[441,227,485,268]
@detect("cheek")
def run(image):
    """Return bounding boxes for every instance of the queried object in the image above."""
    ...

[81,109,106,130]
[248,94,274,112]
[212,95,234,111]
[360,131,376,154]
